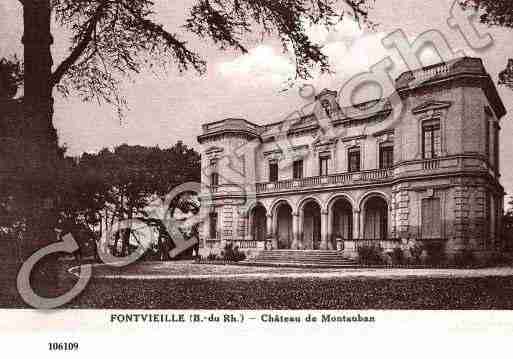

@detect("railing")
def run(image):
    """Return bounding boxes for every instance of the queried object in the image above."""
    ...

[423,159,441,170]
[413,62,450,82]
[256,168,393,193]
[231,240,259,249]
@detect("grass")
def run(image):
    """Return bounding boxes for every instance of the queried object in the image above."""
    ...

[3,260,513,309]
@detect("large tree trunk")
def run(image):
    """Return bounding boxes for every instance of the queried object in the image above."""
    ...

[21,0,60,261]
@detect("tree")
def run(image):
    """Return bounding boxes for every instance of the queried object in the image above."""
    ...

[19,0,375,114]
[57,143,201,259]
[5,0,374,258]
[460,0,513,90]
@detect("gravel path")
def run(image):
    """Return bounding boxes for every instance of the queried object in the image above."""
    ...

[72,262,513,280]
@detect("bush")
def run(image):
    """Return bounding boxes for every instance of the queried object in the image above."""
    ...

[221,243,246,262]
[423,241,446,265]
[390,247,406,265]
[357,245,384,265]
[452,249,477,268]
[485,252,511,267]
[408,243,424,265]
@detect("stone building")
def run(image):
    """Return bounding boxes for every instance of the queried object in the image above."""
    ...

[197,57,506,260]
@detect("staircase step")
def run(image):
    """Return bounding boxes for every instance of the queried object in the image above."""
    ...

[245,250,357,268]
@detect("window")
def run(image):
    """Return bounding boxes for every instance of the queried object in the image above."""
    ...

[422,120,441,159]
[269,161,278,182]
[293,160,303,179]
[379,145,394,169]
[348,147,361,173]
[211,172,219,187]
[321,100,332,117]
[210,158,219,187]
[209,212,218,239]
[319,155,329,176]
[421,197,441,238]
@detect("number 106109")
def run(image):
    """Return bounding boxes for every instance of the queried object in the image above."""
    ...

[48,342,79,351]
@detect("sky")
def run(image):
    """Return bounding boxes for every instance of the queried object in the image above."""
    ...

[1,0,513,199]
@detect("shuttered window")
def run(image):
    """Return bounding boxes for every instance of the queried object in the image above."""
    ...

[421,198,441,238]
[319,156,329,176]
[348,147,361,173]
[269,161,278,182]
[293,160,303,179]
[422,121,441,159]
[379,145,394,169]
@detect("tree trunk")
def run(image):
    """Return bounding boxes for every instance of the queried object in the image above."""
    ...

[21,0,60,261]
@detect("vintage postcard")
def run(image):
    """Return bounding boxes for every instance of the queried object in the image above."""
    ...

[1,0,513,356]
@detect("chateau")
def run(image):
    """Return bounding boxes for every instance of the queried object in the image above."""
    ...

[197,57,506,260]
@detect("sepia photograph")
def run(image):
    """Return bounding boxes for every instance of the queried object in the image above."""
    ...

[2,1,513,349]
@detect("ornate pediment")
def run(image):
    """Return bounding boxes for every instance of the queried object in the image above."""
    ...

[412,100,452,114]
[263,145,310,161]
[312,137,337,152]
[205,146,224,156]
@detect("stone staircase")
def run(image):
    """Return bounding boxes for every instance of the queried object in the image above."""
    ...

[244,250,358,268]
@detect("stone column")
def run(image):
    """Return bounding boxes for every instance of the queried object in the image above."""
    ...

[353,210,361,240]
[266,214,276,249]
[246,214,253,241]
[291,212,300,249]
[320,210,329,250]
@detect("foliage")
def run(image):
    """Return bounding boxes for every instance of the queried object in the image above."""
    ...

[357,244,384,265]
[221,243,246,262]
[423,241,446,266]
[408,243,424,265]
[502,197,513,251]
[452,249,477,268]
[0,142,201,261]
[0,56,23,99]
[15,0,375,116]
[460,1,513,90]
[484,251,511,267]
[390,247,406,265]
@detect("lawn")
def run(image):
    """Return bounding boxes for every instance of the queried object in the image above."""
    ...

[2,261,513,309]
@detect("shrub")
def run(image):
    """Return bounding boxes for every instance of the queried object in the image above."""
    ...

[221,243,246,262]
[390,247,406,265]
[452,249,477,268]
[408,243,424,265]
[485,252,511,267]
[357,244,384,265]
[423,241,446,265]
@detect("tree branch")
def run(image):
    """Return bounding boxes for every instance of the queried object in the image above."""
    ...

[49,2,107,89]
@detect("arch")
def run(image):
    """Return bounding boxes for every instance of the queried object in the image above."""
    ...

[358,190,391,212]
[250,203,268,242]
[326,193,356,213]
[301,200,322,250]
[270,198,295,218]
[361,193,389,240]
[274,201,293,249]
[245,200,269,218]
[297,196,323,214]
[329,196,354,244]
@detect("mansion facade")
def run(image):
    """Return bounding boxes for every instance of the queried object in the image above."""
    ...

[197,57,506,259]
